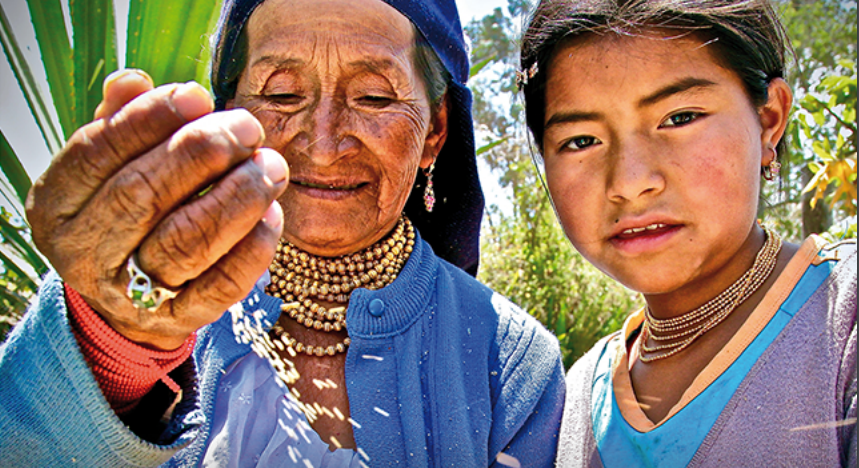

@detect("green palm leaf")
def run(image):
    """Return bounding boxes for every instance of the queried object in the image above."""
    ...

[0,129,32,207]
[126,0,222,87]
[0,215,48,277]
[71,0,118,128]
[0,2,64,154]
[27,0,74,140]
[0,247,38,292]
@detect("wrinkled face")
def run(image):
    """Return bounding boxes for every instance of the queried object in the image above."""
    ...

[541,33,772,295]
[230,0,445,256]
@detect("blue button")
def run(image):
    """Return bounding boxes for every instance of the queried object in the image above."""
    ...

[368,298,385,317]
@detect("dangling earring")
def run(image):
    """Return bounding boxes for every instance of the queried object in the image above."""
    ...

[763,144,780,181]
[423,163,436,212]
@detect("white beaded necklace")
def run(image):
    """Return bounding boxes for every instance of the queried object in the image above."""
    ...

[638,226,782,362]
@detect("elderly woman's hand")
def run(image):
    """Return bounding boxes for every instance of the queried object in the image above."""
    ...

[26,70,288,350]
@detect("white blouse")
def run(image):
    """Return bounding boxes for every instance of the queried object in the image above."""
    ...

[202,352,363,467]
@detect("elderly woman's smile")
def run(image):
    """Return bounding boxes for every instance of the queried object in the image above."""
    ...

[292,180,366,191]
[228,0,445,258]
[289,172,370,196]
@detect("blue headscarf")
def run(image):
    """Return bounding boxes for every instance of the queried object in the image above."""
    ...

[211,0,484,276]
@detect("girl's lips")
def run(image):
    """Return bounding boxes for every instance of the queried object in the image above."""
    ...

[609,223,682,254]
[615,222,672,239]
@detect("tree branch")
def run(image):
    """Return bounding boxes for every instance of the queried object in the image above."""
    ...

[823,103,858,134]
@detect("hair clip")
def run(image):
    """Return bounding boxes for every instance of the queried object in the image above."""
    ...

[516,62,539,88]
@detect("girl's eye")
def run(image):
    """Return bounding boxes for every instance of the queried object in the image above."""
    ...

[562,136,601,151]
[661,111,700,127]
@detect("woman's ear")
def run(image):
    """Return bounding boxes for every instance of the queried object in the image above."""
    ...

[758,78,793,166]
[420,93,449,169]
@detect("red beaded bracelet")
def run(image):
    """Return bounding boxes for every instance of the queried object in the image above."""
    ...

[65,284,196,414]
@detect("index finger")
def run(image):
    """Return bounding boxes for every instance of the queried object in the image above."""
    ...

[93,69,155,120]
[30,82,215,220]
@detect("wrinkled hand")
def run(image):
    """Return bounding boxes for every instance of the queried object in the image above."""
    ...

[26,69,287,350]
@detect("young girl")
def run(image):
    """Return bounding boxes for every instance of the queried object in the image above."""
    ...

[518,0,856,466]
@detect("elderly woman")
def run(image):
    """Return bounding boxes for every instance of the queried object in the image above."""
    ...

[0,0,564,466]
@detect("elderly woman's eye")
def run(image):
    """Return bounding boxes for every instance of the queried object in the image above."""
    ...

[562,136,600,151]
[356,95,394,108]
[266,93,303,106]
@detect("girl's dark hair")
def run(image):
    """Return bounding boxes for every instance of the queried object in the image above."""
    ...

[520,0,790,158]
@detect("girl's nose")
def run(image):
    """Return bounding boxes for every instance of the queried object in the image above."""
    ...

[606,141,666,203]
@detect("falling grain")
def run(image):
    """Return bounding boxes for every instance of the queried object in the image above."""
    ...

[496,452,521,468]
[790,417,857,431]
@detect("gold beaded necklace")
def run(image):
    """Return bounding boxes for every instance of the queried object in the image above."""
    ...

[266,215,415,357]
[638,226,782,363]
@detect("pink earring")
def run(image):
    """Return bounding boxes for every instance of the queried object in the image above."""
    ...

[423,163,436,212]
[764,144,780,181]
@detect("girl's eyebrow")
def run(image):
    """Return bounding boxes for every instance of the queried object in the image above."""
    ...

[545,111,602,132]
[638,77,717,108]
[545,77,718,131]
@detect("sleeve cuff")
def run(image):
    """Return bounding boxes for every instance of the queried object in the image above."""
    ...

[64,283,196,414]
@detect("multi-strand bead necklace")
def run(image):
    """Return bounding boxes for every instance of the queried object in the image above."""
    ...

[266,215,415,357]
[638,226,782,363]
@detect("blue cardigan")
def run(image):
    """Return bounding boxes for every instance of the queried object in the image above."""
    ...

[0,237,565,467]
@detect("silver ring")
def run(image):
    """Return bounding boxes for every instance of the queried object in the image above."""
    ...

[125,253,180,312]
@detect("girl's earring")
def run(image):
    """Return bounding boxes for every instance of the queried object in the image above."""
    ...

[764,144,780,181]
[423,163,436,212]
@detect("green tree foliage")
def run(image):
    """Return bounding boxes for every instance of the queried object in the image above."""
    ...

[798,60,856,217]
[768,0,857,239]
[0,0,222,341]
